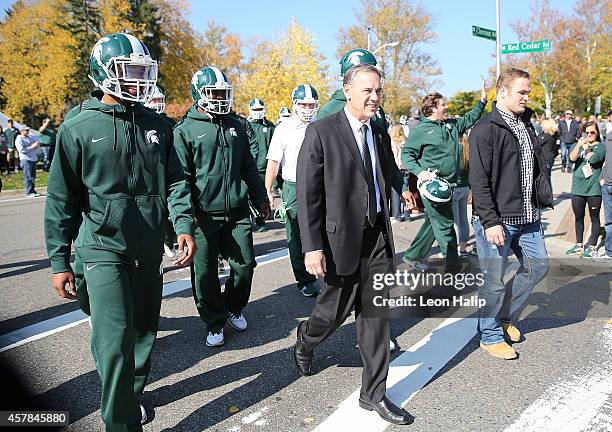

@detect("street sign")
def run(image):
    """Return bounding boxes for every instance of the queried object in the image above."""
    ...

[472,25,496,41]
[501,39,552,54]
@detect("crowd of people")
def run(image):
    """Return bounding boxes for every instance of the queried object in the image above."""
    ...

[4,29,602,431]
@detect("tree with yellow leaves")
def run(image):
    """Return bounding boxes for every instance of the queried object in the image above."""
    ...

[336,0,440,116]
[0,0,79,124]
[237,19,331,120]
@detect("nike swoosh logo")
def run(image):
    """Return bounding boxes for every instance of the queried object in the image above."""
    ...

[91,137,106,143]
[197,134,206,138]
[86,264,98,271]
[427,130,434,134]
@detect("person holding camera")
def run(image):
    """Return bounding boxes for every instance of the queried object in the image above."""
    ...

[565,121,606,257]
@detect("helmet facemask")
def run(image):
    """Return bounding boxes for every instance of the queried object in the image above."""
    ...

[249,107,265,120]
[293,101,319,123]
[93,53,158,103]
[197,85,233,115]
[146,96,166,114]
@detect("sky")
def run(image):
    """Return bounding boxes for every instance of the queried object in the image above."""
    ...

[185,0,577,96]
[0,0,578,96]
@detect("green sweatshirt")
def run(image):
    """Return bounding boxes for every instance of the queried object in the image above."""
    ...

[4,127,19,149]
[248,117,275,172]
[402,101,485,183]
[173,106,267,220]
[317,89,389,131]
[45,96,194,273]
[570,141,606,196]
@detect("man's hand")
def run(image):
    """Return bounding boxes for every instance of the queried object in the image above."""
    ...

[481,80,488,103]
[305,251,326,276]
[174,234,196,267]
[266,189,275,210]
[259,201,271,219]
[402,190,416,209]
[485,225,505,247]
[52,271,77,300]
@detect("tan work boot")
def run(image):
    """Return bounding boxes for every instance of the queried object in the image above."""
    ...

[480,341,518,360]
[502,322,521,343]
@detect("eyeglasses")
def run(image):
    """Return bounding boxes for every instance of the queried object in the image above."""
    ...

[586,131,597,135]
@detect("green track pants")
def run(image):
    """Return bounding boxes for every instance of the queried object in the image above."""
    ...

[403,196,460,272]
[282,181,316,288]
[191,216,256,333]
[76,259,162,432]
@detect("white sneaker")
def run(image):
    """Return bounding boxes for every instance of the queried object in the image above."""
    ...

[206,329,224,347]
[140,405,147,424]
[163,244,175,259]
[390,340,396,351]
[228,313,248,331]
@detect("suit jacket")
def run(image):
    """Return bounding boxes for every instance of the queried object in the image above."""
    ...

[297,110,404,276]
[558,119,580,143]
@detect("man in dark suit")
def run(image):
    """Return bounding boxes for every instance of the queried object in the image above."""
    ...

[294,64,416,425]
[558,109,581,172]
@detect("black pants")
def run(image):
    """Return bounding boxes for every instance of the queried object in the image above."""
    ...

[300,214,391,403]
[571,194,602,246]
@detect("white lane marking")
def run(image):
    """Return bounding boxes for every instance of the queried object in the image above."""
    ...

[0,248,290,353]
[0,195,45,204]
[314,317,477,432]
[504,326,612,432]
[241,406,269,424]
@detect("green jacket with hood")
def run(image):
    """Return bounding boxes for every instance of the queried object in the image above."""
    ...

[402,101,485,183]
[45,96,194,273]
[173,105,267,220]
[317,89,389,131]
[248,117,275,173]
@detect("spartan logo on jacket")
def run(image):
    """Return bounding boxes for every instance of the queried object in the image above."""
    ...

[146,130,160,145]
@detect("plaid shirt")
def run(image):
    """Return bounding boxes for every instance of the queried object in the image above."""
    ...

[497,107,539,225]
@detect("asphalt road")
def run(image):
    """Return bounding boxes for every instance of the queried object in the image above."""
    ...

[0,166,610,432]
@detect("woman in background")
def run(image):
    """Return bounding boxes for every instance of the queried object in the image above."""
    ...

[389,124,408,222]
[566,121,606,257]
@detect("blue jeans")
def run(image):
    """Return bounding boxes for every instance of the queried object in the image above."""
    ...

[473,219,549,344]
[452,186,470,243]
[41,146,52,172]
[603,184,612,257]
[560,142,575,169]
[20,160,36,195]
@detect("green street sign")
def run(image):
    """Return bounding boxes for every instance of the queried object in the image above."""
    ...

[472,25,496,41]
[501,39,552,54]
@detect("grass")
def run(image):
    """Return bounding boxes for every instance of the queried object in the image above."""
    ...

[0,167,49,191]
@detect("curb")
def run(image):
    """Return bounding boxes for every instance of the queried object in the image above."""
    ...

[0,187,48,199]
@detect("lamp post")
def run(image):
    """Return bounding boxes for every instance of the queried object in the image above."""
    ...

[372,41,399,55]
[367,26,371,51]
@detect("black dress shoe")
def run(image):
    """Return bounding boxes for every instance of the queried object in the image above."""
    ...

[359,396,415,425]
[293,324,314,376]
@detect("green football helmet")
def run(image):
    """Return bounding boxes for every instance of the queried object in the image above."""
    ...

[145,85,166,114]
[418,174,453,204]
[89,33,158,103]
[190,66,233,114]
[339,48,377,79]
[277,107,291,123]
[248,99,265,120]
[291,84,319,123]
